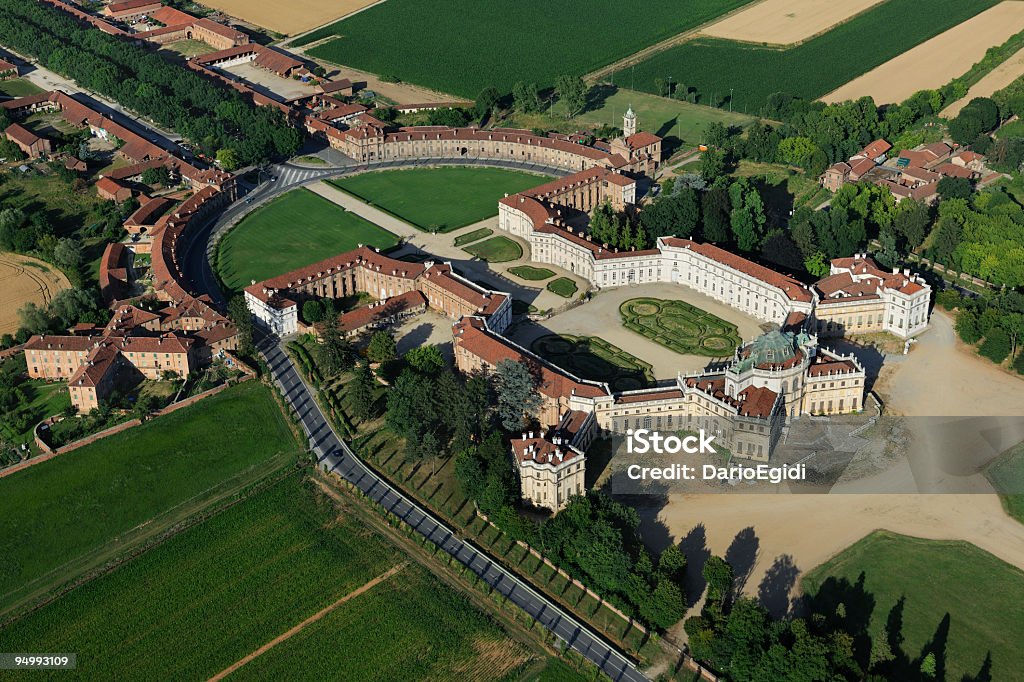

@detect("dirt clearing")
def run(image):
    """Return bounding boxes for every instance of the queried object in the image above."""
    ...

[199,0,382,35]
[0,252,70,335]
[701,0,885,45]
[649,311,1024,607]
[943,45,1024,116]
[823,1,1024,104]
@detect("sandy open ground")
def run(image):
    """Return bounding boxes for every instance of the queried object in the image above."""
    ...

[942,45,1024,117]
[823,1,1024,104]
[644,311,1024,610]
[701,0,884,45]
[0,252,70,335]
[199,0,381,35]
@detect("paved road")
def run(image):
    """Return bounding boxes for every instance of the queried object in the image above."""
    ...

[256,334,649,682]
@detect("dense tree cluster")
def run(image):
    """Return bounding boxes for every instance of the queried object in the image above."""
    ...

[375,348,688,628]
[588,201,646,251]
[941,289,1024,370]
[685,556,865,681]
[948,97,1000,145]
[0,0,301,166]
[930,191,1024,287]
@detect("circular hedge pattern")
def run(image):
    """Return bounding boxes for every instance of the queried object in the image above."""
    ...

[530,334,654,390]
[619,297,742,358]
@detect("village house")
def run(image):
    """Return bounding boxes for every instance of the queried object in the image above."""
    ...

[4,123,52,159]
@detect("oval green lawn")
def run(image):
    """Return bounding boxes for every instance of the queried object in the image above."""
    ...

[217,188,399,292]
[329,167,549,233]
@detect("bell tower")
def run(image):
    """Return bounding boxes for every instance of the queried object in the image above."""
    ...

[623,106,637,137]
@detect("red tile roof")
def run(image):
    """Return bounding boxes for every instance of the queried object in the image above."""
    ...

[4,123,41,147]
[661,238,813,302]
[454,318,608,400]
[338,290,426,332]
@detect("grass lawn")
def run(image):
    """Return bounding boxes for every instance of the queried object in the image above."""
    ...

[329,167,547,233]
[0,78,44,99]
[462,235,523,263]
[803,531,1024,682]
[0,355,70,454]
[0,170,109,239]
[732,160,831,215]
[987,442,1024,524]
[620,297,741,356]
[217,188,399,292]
[506,85,755,148]
[508,265,554,281]
[619,0,1000,112]
[294,155,328,165]
[0,381,302,614]
[159,39,216,58]
[453,227,493,247]
[546,277,578,298]
[297,0,754,98]
[531,334,653,391]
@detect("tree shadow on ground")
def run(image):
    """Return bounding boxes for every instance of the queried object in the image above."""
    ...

[725,526,759,595]
[679,523,711,609]
[757,553,800,619]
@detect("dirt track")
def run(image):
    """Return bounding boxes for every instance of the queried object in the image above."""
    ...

[650,311,1024,608]
[823,1,1024,104]
[0,252,70,335]
[701,0,884,45]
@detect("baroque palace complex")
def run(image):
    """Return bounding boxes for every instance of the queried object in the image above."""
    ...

[13,77,934,512]
[244,113,932,512]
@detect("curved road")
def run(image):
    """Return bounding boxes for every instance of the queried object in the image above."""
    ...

[179,156,651,681]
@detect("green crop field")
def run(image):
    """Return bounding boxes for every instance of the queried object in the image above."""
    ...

[0,473,560,680]
[618,0,1001,112]
[620,297,741,356]
[0,381,301,614]
[462,236,523,263]
[217,188,399,292]
[230,559,538,681]
[329,167,546,233]
[508,265,554,281]
[546,277,579,298]
[532,334,653,392]
[296,0,755,98]
[803,531,1024,682]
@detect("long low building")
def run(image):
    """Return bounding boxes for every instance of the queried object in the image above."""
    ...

[496,185,929,339]
[245,246,512,337]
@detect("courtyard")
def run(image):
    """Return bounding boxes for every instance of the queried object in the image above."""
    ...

[509,283,766,378]
[531,334,653,392]
[221,61,315,101]
[216,188,399,293]
[328,167,549,233]
[620,297,742,358]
